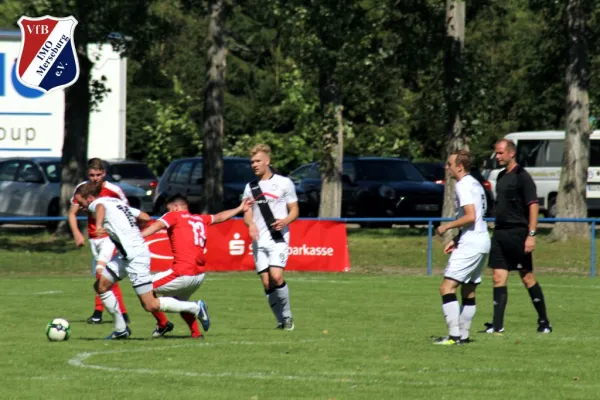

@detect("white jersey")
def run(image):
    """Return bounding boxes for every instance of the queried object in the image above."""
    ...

[243,174,298,244]
[454,174,489,247]
[88,197,149,260]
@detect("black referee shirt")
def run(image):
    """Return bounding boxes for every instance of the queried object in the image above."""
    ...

[494,165,538,228]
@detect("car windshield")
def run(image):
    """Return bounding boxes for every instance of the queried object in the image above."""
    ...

[109,163,156,180]
[415,163,445,181]
[355,160,425,182]
[224,160,256,183]
[39,162,61,183]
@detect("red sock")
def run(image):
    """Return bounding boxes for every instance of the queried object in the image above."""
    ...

[180,312,201,337]
[153,311,169,328]
[111,282,128,314]
[94,272,104,312]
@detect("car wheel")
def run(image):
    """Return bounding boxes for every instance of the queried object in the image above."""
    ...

[46,199,60,231]
[547,195,557,218]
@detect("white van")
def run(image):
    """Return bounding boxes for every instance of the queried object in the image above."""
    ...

[484,130,600,217]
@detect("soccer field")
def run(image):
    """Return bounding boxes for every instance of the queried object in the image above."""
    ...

[1,272,599,400]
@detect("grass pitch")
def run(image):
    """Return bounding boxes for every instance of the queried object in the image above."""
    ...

[0,227,599,399]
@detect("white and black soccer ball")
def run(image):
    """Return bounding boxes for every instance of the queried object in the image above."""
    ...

[46,318,71,342]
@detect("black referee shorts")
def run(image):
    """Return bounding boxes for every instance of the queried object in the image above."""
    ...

[488,227,533,272]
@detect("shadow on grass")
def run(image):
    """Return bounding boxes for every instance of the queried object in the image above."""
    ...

[75,337,150,341]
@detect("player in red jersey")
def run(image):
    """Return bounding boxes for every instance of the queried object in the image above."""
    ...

[69,158,131,324]
[141,194,250,338]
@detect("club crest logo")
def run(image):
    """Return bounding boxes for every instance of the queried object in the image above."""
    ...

[16,15,79,93]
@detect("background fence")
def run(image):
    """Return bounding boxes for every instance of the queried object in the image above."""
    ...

[1,216,598,277]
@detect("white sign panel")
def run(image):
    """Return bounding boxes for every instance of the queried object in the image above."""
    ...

[0,33,126,159]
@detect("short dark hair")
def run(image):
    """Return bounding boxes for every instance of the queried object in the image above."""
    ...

[165,194,189,206]
[496,138,516,153]
[452,149,472,171]
[87,158,105,171]
[75,182,101,198]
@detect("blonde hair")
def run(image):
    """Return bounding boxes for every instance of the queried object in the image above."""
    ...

[75,182,101,198]
[452,149,472,171]
[249,143,272,158]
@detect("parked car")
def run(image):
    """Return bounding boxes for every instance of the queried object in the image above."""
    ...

[289,157,445,225]
[154,157,311,215]
[0,157,153,228]
[413,161,495,217]
[102,159,158,198]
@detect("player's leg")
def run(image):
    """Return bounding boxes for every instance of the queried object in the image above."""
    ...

[170,274,204,338]
[150,269,176,337]
[487,230,510,334]
[88,240,104,324]
[435,249,466,345]
[254,242,282,326]
[519,262,552,333]
[96,260,129,338]
[96,238,130,323]
[458,252,486,342]
[130,257,207,329]
[268,242,292,330]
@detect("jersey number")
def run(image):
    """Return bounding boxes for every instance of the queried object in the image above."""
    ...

[117,204,136,227]
[188,220,207,247]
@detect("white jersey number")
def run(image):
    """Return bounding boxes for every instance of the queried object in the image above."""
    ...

[188,220,207,247]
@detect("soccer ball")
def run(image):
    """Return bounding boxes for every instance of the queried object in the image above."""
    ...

[46,318,71,342]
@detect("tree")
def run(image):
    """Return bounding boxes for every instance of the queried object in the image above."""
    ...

[552,0,591,240]
[201,0,228,214]
[441,0,467,229]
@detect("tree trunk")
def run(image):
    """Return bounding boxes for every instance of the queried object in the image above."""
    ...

[318,72,343,218]
[55,20,92,235]
[442,1,467,236]
[552,0,590,241]
[201,0,227,214]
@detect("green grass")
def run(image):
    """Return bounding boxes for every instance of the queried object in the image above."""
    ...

[1,228,600,399]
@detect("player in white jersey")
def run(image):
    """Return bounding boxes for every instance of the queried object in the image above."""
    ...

[433,149,491,345]
[73,183,210,340]
[243,144,299,330]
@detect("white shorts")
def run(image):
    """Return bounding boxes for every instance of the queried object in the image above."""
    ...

[103,254,153,295]
[444,246,489,285]
[152,269,205,300]
[90,237,117,272]
[252,240,289,273]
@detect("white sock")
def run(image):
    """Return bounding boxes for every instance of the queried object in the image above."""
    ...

[99,291,126,332]
[442,295,460,338]
[460,302,476,340]
[159,297,200,314]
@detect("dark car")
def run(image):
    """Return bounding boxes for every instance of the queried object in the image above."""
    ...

[289,157,445,225]
[413,161,495,217]
[103,159,159,198]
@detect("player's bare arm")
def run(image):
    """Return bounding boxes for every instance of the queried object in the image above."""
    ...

[436,204,476,236]
[94,204,107,237]
[68,203,85,247]
[141,220,167,238]
[271,201,299,231]
[525,202,539,253]
[136,211,151,229]
[212,199,251,224]
[243,207,259,240]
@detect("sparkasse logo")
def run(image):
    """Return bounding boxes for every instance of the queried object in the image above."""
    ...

[288,245,334,257]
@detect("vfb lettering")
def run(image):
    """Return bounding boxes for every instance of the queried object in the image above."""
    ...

[26,24,49,35]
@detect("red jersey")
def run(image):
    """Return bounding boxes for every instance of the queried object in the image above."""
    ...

[158,210,214,275]
[71,181,128,238]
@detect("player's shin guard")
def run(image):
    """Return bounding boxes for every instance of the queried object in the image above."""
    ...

[459,297,476,340]
[111,282,128,314]
[94,272,105,312]
[275,281,292,319]
[99,291,127,332]
[265,286,283,323]
[158,297,199,314]
[152,311,169,328]
[493,286,508,331]
[180,312,201,336]
[442,293,460,338]
[527,283,549,324]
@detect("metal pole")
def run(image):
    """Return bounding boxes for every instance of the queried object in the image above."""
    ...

[427,221,433,276]
[591,221,596,278]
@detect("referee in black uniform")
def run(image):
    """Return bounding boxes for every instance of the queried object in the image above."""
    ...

[483,139,552,334]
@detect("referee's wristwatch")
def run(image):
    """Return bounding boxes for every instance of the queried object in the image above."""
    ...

[528,230,537,237]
